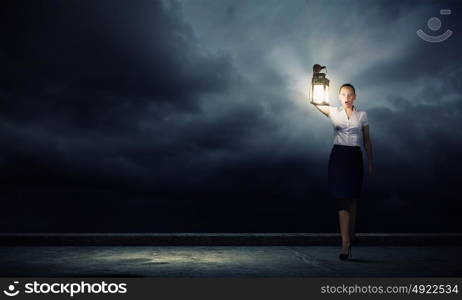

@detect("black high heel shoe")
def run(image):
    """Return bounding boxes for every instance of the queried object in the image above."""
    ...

[339,244,352,260]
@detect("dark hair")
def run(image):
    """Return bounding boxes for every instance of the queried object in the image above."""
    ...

[339,83,356,94]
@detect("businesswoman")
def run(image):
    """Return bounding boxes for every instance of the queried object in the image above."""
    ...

[312,83,374,260]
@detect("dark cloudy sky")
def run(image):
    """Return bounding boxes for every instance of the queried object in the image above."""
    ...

[1,0,461,233]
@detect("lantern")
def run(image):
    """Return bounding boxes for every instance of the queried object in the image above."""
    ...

[309,64,330,106]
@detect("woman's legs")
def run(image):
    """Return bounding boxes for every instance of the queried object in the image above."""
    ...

[338,198,358,253]
[338,205,351,252]
[349,198,357,239]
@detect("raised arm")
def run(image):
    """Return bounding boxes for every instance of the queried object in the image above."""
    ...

[311,103,330,117]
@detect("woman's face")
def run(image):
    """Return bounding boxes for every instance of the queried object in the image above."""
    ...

[338,87,356,107]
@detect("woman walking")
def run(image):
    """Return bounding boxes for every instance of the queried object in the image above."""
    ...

[312,83,374,260]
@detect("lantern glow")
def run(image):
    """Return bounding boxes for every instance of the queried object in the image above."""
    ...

[312,84,328,102]
[309,64,330,106]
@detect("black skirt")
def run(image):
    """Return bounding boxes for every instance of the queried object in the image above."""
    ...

[328,144,364,211]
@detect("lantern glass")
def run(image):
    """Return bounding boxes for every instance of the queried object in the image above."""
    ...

[311,83,329,105]
[313,84,325,102]
[309,70,330,105]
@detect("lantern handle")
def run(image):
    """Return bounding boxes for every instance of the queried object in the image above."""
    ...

[312,64,327,74]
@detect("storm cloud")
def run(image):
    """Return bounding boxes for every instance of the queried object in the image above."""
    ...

[0,0,461,233]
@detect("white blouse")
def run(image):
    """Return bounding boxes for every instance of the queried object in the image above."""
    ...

[328,105,369,147]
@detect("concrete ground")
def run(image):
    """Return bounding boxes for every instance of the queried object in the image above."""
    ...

[0,246,461,277]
